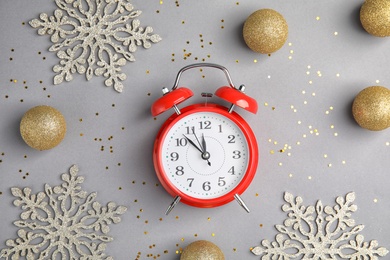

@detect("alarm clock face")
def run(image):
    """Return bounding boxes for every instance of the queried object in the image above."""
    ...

[156,105,256,203]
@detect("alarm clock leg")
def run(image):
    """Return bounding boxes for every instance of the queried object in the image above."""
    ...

[234,194,250,213]
[165,196,181,215]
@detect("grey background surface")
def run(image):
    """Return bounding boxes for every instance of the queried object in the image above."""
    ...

[0,0,389,259]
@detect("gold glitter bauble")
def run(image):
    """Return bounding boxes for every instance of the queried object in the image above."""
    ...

[180,240,225,260]
[20,105,67,150]
[243,9,288,54]
[352,86,390,131]
[360,0,390,37]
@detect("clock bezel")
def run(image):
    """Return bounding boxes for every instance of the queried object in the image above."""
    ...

[153,103,259,208]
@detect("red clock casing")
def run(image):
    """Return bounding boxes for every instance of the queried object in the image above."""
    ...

[153,103,258,208]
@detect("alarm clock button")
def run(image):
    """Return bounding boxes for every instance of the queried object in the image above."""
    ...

[151,87,194,116]
[215,86,258,114]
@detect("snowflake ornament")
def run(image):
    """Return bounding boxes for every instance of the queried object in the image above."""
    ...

[29,0,162,92]
[251,192,388,260]
[0,165,127,259]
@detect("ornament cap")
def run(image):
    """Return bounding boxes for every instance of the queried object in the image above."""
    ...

[215,86,258,114]
[151,87,193,116]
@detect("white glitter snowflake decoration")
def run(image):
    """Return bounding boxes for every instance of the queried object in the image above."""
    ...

[29,0,162,92]
[0,165,127,259]
[251,192,388,259]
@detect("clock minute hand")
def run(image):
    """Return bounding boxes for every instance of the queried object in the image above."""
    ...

[183,135,203,154]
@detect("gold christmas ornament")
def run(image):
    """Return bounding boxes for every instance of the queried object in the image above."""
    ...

[180,240,225,260]
[352,86,390,131]
[360,0,390,37]
[20,105,67,150]
[243,9,288,54]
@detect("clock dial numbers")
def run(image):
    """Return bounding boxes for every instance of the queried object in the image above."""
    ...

[170,152,179,161]
[199,120,211,130]
[228,134,235,143]
[218,177,226,187]
[175,137,188,147]
[175,166,184,176]
[162,111,249,199]
[187,178,194,187]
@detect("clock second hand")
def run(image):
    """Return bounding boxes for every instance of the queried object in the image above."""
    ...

[192,129,204,152]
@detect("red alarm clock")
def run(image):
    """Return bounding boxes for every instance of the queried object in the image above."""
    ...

[151,63,258,215]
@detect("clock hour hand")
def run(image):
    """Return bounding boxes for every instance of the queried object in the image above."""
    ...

[201,133,207,153]
[191,128,211,166]
[201,133,211,166]
[185,128,211,166]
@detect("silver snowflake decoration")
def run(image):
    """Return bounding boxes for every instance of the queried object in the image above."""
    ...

[0,165,127,259]
[251,192,388,260]
[29,0,162,92]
